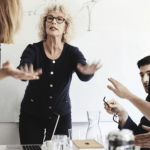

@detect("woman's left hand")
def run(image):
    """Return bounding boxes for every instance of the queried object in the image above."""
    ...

[77,62,102,75]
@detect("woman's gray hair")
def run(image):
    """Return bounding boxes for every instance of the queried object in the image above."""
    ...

[38,3,75,43]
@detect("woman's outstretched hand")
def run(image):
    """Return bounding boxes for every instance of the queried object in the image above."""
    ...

[20,63,42,76]
[77,62,102,75]
[1,61,42,80]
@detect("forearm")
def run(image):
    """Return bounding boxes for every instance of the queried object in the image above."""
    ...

[76,70,94,81]
[127,94,150,121]
[119,116,144,135]
[118,113,128,125]
[107,78,150,121]
[0,68,8,81]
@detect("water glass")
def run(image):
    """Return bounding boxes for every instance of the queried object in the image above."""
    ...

[47,135,68,150]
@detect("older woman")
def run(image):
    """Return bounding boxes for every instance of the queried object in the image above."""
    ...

[0,0,41,81]
[18,3,100,144]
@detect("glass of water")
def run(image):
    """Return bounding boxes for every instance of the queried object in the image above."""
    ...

[49,135,68,150]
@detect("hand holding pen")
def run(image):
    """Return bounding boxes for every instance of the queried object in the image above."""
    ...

[103,97,128,124]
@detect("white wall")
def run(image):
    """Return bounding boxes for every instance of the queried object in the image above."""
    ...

[1,0,150,123]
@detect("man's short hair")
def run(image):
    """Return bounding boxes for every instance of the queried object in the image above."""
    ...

[137,56,150,69]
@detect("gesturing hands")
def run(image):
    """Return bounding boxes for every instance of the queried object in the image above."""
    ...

[20,63,42,76]
[104,99,128,124]
[135,125,150,148]
[1,61,42,80]
[107,78,133,100]
[77,62,102,75]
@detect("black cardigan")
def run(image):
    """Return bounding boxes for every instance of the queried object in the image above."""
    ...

[18,41,93,120]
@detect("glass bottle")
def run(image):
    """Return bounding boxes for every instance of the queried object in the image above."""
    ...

[86,111,103,145]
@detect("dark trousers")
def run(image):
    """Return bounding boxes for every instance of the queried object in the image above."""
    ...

[19,111,72,144]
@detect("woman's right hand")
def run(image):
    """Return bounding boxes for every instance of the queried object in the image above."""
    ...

[20,63,42,76]
[2,61,42,80]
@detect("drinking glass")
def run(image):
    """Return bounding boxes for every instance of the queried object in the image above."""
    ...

[47,135,68,150]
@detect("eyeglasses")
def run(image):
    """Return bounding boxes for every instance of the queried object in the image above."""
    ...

[103,97,119,124]
[45,15,66,24]
[113,113,119,124]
